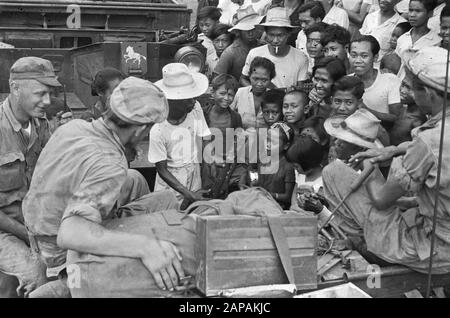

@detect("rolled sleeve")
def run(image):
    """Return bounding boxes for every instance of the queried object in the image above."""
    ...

[388,137,435,193]
[62,162,126,223]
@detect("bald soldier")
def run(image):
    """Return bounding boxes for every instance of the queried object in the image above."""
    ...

[0,57,62,297]
[23,77,182,297]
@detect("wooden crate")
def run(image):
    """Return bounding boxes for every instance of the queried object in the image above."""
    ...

[195,214,317,296]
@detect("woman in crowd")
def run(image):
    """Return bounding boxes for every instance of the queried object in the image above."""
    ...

[307,56,347,118]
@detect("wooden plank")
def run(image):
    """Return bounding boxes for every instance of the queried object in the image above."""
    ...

[404,289,423,298]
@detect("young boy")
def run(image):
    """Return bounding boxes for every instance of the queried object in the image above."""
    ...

[206,23,234,80]
[388,21,412,52]
[253,122,296,209]
[149,63,211,206]
[261,89,285,127]
[282,87,309,136]
[395,0,441,78]
[201,74,247,199]
[197,6,222,66]
[380,52,402,75]
[389,74,427,145]
[321,24,352,73]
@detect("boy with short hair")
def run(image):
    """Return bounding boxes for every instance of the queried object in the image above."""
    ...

[197,6,222,66]
[305,22,329,75]
[262,88,285,127]
[282,87,309,135]
[321,24,352,72]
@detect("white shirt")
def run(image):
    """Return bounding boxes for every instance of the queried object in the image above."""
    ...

[295,29,307,53]
[395,0,409,14]
[428,3,446,34]
[323,5,350,30]
[242,44,309,88]
[148,102,210,168]
[217,0,272,25]
[357,72,401,114]
[360,10,407,60]
[395,29,442,78]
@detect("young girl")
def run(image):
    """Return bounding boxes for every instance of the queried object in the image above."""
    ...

[201,74,247,199]
[307,57,347,119]
[252,122,296,209]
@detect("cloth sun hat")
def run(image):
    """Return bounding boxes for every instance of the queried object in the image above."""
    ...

[258,7,296,29]
[155,63,209,100]
[110,76,169,125]
[407,46,450,93]
[324,109,383,149]
[229,5,264,32]
[9,56,61,87]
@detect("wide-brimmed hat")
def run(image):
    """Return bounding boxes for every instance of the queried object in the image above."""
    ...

[258,7,296,29]
[110,76,168,125]
[407,46,450,93]
[324,109,383,149]
[155,63,208,100]
[10,56,61,87]
[229,5,264,32]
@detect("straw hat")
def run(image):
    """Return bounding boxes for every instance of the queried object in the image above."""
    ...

[258,7,296,29]
[154,63,208,100]
[324,109,383,149]
[229,5,264,32]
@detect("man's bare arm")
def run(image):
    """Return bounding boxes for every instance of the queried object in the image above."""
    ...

[0,209,29,243]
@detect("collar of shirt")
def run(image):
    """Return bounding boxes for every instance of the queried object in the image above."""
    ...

[376,11,403,28]
[411,111,450,137]
[403,28,441,42]
[3,97,40,133]
[94,118,126,154]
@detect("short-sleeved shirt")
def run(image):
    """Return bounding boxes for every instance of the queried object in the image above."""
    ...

[148,102,211,168]
[323,5,350,30]
[428,2,446,34]
[388,112,450,247]
[359,72,401,114]
[359,10,406,61]
[0,98,51,220]
[242,44,309,88]
[395,29,442,78]
[295,29,307,53]
[22,118,129,267]
[230,86,267,130]
[214,39,253,81]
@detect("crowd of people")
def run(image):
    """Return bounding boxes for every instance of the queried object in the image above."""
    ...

[1,0,450,298]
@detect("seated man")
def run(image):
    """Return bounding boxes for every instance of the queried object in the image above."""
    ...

[322,46,450,274]
[22,77,182,297]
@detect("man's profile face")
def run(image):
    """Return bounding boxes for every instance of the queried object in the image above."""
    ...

[298,10,318,30]
[15,79,52,118]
